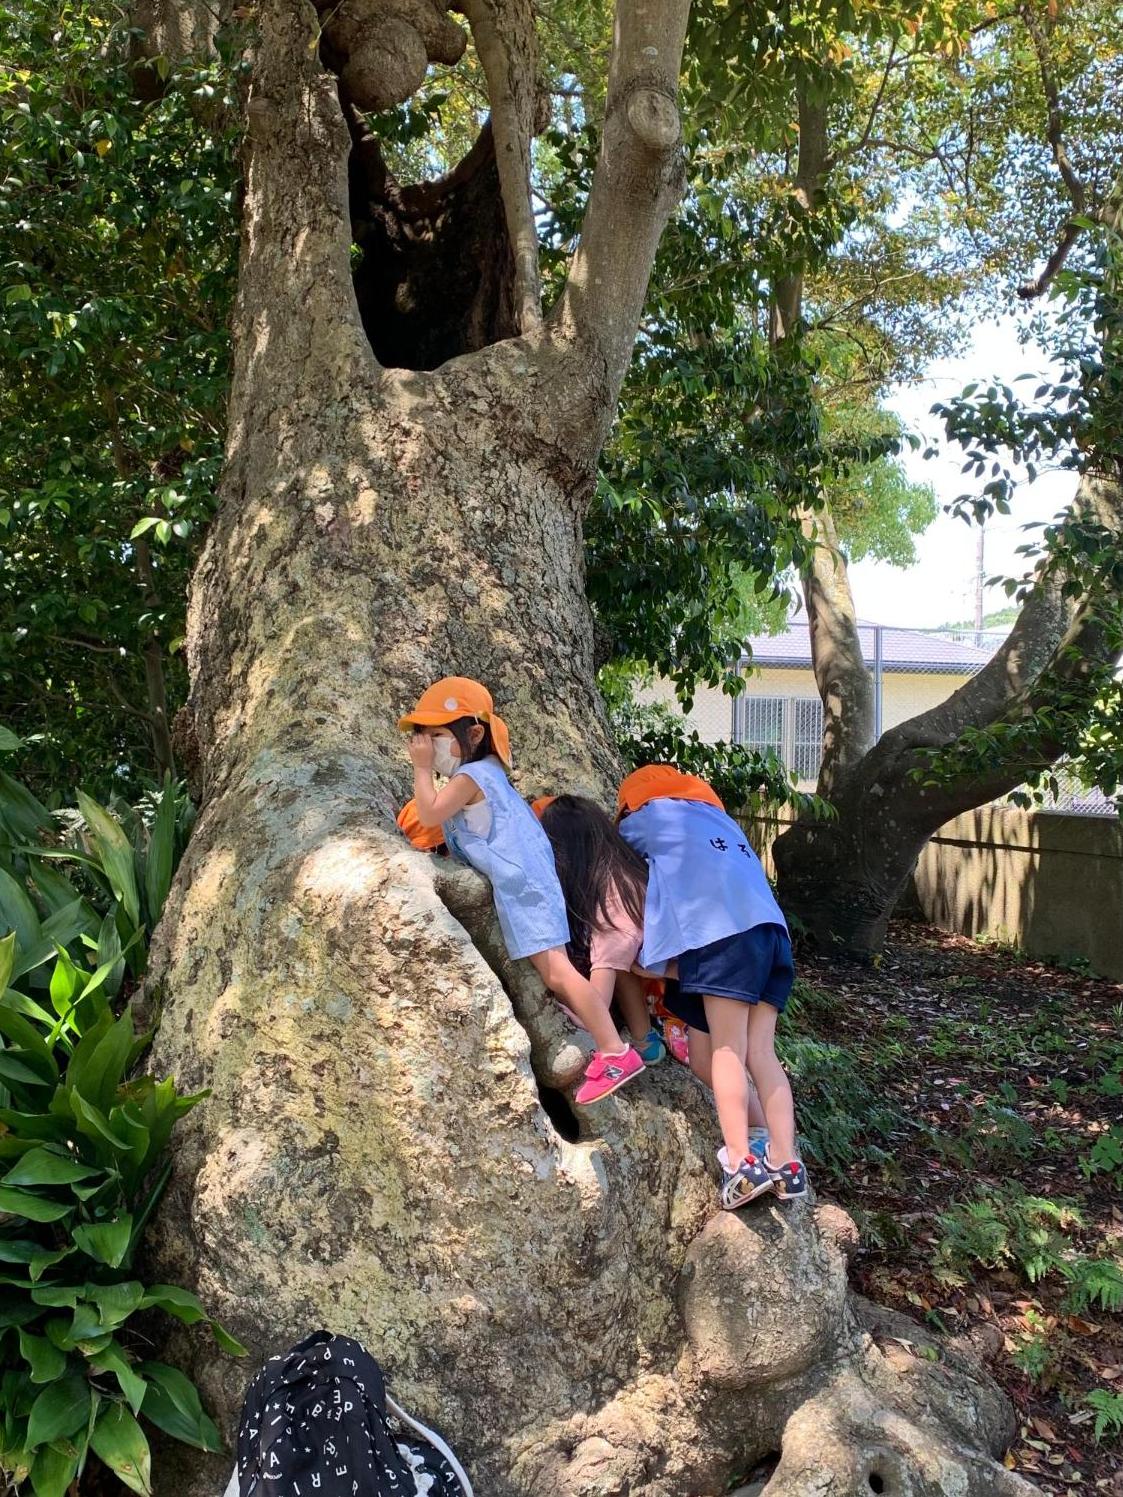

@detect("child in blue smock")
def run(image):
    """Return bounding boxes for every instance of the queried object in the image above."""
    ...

[399,677,645,1106]
[617,764,808,1209]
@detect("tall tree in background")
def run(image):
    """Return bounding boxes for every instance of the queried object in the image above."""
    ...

[764,0,1123,955]
[81,0,1040,1492]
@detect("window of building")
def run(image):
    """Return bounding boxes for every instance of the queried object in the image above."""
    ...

[734,694,823,784]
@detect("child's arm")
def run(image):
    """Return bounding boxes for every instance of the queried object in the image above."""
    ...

[408,734,484,827]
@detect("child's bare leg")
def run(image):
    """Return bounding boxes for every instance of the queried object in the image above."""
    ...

[702,996,752,1167]
[613,970,652,1044]
[746,1000,797,1163]
[530,948,624,1056]
[688,1027,768,1129]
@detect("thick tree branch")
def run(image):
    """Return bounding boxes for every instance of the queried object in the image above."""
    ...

[551,0,690,413]
[765,82,874,795]
[862,468,1123,823]
[769,87,830,343]
[800,508,876,795]
[462,0,543,333]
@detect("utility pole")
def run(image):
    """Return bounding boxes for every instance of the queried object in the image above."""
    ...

[974,523,985,644]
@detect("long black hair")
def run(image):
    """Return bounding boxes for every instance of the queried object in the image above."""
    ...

[539,794,647,973]
[444,716,495,764]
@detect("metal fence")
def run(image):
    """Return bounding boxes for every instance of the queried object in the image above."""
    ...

[729,623,1119,819]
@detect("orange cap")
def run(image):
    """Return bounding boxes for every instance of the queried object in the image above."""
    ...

[616,764,725,818]
[396,798,446,852]
[397,676,512,768]
[531,794,557,819]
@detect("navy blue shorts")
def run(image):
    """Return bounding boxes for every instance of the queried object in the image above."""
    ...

[662,923,794,1033]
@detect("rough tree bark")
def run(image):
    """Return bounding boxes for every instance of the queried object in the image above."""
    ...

[138,3,1038,1491]
[768,51,1123,958]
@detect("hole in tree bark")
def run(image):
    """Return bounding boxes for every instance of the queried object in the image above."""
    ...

[868,1474,886,1493]
[344,111,519,370]
[537,1084,581,1143]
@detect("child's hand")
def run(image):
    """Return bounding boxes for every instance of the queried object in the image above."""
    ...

[408,731,435,772]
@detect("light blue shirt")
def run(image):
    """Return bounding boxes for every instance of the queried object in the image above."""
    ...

[618,798,786,971]
[441,757,571,962]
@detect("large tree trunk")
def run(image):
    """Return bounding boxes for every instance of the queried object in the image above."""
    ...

[142,3,1036,1492]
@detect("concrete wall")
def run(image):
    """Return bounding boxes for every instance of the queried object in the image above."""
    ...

[911,805,1123,981]
[741,806,1123,982]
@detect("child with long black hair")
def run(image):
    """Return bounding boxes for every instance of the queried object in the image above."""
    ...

[399,678,645,1106]
[536,794,666,1064]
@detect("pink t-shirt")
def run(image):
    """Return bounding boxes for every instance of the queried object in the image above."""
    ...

[588,880,644,973]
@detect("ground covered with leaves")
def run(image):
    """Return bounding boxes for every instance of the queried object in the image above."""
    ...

[787,918,1123,1494]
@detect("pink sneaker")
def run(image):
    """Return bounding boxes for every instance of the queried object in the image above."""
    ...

[574,1047,645,1106]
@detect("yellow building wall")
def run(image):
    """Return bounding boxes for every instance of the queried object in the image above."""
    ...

[638,668,973,747]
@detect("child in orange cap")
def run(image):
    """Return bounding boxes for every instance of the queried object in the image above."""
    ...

[399,678,644,1105]
[535,794,666,1065]
[617,764,807,1208]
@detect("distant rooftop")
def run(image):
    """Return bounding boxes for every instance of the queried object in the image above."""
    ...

[741,619,1006,675]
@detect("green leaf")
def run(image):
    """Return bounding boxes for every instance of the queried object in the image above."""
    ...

[18,1328,69,1384]
[75,792,140,929]
[128,517,159,539]
[0,1237,43,1263]
[2,986,57,1027]
[211,1322,248,1357]
[139,1283,207,1326]
[139,1362,223,1452]
[0,1184,73,1221]
[143,778,176,927]
[30,1438,82,1497]
[0,769,54,842]
[90,1341,147,1415]
[86,1279,145,1329]
[68,1011,135,1116]
[90,1402,152,1495]
[2,1146,103,1188]
[26,1373,91,1450]
[69,1090,131,1153]
[49,949,83,1016]
[0,1052,50,1088]
[72,1215,133,1268]
[0,1005,58,1083]
[29,1246,74,1281]
[0,865,42,954]
[95,908,125,1001]
[0,726,23,751]
[0,930,15,992]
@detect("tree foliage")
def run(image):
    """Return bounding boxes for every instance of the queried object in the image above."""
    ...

[0,0,240,798]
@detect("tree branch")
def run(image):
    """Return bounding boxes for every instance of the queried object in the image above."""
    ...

[1017,2,1089,300]
[763,80,875,795]
[551,0,691,409]
[801,508,876,796]
[865,468,1123,821]
[462,0,543,333]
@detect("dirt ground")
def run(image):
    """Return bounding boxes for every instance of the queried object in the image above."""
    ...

[795,918,1123,1495]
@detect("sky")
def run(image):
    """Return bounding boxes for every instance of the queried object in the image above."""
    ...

[846,309,1078,631]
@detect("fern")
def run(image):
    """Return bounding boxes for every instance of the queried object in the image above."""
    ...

[1062,1256,1123,1314]
[1084,1389,1123,1444]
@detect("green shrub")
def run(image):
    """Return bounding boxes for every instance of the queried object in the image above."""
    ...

[0,753,240,1495]
[932,1186,1084,1287]
[776,1000,909,1183]
[1084,1389,1123,1444]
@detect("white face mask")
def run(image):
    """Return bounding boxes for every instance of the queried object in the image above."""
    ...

[432,736,461,778]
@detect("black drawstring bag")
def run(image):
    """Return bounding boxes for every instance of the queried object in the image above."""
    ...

[233,1330,472,1496]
